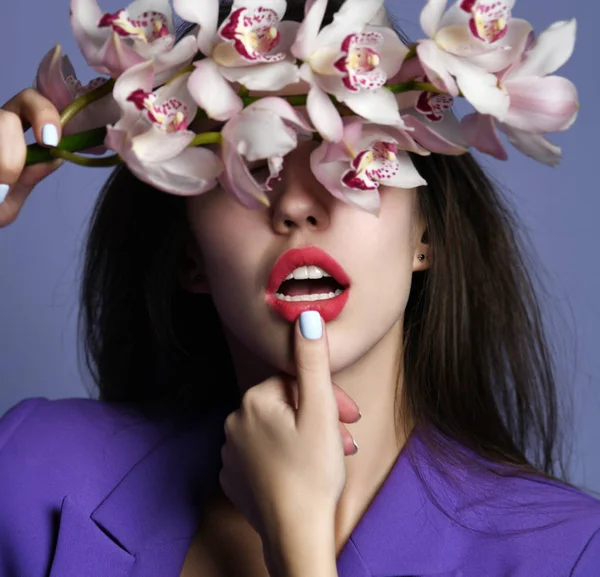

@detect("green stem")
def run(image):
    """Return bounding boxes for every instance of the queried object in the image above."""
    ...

[60,79,116,129]
[51,149,122,167]
[25,74,452,167]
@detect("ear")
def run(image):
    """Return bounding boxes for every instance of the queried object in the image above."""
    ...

[178,240,210,295]
[413,228,431,273]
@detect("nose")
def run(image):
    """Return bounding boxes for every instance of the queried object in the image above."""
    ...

[270,153,331,234]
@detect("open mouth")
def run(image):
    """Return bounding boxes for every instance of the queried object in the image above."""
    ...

[275,266,346,302]
[266,247,351,323]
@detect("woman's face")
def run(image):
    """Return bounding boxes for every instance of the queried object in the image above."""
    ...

[185,141,429,376]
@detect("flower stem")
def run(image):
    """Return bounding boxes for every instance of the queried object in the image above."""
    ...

[189,132,223,147]
[50,148,122,167]
[25,127,108,166]
[60,79,116,129]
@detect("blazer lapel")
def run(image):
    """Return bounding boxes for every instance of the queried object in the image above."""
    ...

[48,410,228,577]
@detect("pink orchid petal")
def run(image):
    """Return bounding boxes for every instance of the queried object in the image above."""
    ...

[416,40,459,95]
[291,0,327,60]
[96,32,147,78]
[140,146,223,195]
[220,142,271,206]
[504,76,579,133]
[450,56,510,119]
[153,35,198,85]
[219,61,299,91]
[299,64,343,142]
[311,143,381,215]
[372,26,409,79]
[421,0,449,38]
[188,59,243,121]
[377,150,427,190]
[460,112,508,160]
[359,124,427,156]
[498,123,561,167]
[70,0,110,68]
[510,20,577,80]
[342,89,405,128]
[131,125,195,163]
[35,46,76,112]
[104,125,129,156]
[173,0,219,55]
[316,0,386,51]
[467,19,533,73]
[402,110,468,155]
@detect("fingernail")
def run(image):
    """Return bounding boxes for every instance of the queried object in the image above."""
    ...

[0,184,9,204]
[42,124,59,147]
[299,310,322,340]
[352,439,359,455]
[353,410,362,424]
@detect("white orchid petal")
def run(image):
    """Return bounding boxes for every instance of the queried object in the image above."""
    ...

[342,89,404,127]
[70,0,110,66]
[509,19,577,80]
[126,0,174,31]
[421,0,449,38]
[173,0,219,55]
[316,0,386,50]
[232,0,287,19]
[153,35,198,84]
[416,40,459,95]
[221,141,271,206]
[223,109,298,161]
[245,97,314,133]
[379,151,427,189]
[499,123,562,166]
[299,65,343,142]
[291,0,327,60]
[401,110,468,155]
[188,59,243,121]
[450,57,510,119]
[220,61,299,91]
[437,1,469,29]
[371,26,409,79]
[131,125,195,163]
[112,60,155,125]
[95,32,147,78]
[504,76,579,133]
[468,19,533,73]
[156,72,198,119]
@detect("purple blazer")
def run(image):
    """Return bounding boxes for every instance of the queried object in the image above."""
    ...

[1,397,600,577]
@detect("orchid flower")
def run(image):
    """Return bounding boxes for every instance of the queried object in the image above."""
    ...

[70,0,197,83]
[311,118,427,215]
[393,57,468,155]
[461,20,579,166]
[34,45,120,152]
[105,61,223,195]
[291,0,409,143]
[417,0,534,120]
[219,97,314,207]
[173,0,300,121]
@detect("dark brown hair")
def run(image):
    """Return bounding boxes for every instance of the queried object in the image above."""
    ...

[78,1,570,482]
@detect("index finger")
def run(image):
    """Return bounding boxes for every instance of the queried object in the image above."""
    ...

[3,88,62,147]
[294,311,337,422]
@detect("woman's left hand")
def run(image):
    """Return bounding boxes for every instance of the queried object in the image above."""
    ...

[218,311,358,555]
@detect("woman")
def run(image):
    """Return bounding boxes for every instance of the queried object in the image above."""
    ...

[0,0,598,575]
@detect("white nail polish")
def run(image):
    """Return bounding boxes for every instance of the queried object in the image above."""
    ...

[42,124,59,147]
[0,184,9,204]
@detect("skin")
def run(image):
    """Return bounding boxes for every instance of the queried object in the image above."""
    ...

[184,139,431,552]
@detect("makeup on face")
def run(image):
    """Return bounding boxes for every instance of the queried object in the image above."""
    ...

[265,246,351,323]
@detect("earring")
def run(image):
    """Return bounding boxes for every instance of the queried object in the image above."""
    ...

[418,254,426,262]
[193,273,203,284]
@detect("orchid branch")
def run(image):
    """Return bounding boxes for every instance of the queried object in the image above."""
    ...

[59,79,116,128]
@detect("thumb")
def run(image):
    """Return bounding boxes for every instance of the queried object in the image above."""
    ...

[294,311,337,426]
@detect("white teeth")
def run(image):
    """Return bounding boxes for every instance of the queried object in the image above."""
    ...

[275,289,344,302]
[284,266,332,281]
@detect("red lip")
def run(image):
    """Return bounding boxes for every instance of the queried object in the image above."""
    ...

[265,246,351,323]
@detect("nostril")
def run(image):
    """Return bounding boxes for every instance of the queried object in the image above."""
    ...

[284,219,294,228]
[306,216,317,226]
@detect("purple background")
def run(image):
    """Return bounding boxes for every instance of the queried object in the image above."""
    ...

[1,1,598,491]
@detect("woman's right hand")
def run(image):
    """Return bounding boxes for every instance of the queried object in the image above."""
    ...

[0,89,63,227]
